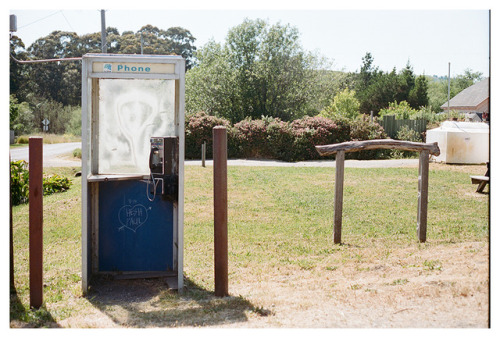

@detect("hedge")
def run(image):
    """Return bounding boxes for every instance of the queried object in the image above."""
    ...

[185,112,388,162]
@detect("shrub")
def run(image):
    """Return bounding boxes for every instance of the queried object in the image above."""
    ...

[185,112,232,159]
[16,136,30,144]
[184,112,392,162]
[43,174,72,196]
[73,148,82,159]
[348,115,390,160]
[319,88,361,120]
[392,125,423,158]
[288,116,351,161]
[378,101,417,120]
[233,117,276,158]
[266,118,295,161]
[10,160,73,206]
[10,160,29,205]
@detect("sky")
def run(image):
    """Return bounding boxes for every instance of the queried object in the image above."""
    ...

[7,1,494,78]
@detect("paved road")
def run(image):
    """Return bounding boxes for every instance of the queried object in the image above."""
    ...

[9,142,419,168]
[10,142,82,167]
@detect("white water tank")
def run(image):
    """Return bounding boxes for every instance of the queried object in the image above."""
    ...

[426,121,489,164]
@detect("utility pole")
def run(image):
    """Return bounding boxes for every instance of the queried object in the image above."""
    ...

[447,62,451,116]
[101,10,107,53]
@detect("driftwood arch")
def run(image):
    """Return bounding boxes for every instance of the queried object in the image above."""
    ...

[315,139,440,244]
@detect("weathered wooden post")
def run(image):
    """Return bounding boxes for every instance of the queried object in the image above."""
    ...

[10,154,14,291]
[334,151,345,244]
[213,126,228,297]
[417,150,430,243]
[29,137,43,308]
[202,141,206,168]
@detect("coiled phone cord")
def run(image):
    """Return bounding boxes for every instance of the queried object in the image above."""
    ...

[146,172,160,202]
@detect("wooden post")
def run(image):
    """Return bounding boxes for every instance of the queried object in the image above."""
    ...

[334,150,345,244]
[202,141,206,168]
[10,154,14,291]
[29,137,43,308]
[213,127,228,297]
[417,150,430,243]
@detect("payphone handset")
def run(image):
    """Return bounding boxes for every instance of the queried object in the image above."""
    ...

[149,138,165,174]
[147,137,179,202]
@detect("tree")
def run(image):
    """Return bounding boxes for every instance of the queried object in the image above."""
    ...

[186,18,326,122]
[408,75,429,108]
[118,25,196,70]
[10,25,197,108]
[397,61,416,103]
[185,40,241,120]
[9,35,27,99]
[164,27,197,69]
[426,69,483,112]
[319,88,360,119]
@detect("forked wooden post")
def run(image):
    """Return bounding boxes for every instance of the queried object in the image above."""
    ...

[315,139,440,244]
[334,151,345,244]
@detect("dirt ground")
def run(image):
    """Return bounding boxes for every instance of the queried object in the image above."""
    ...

[55,241,489,328]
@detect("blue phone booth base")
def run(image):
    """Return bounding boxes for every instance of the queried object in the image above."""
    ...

[98,180,173,272]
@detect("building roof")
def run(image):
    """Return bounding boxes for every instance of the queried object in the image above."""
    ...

[441,77,489,109]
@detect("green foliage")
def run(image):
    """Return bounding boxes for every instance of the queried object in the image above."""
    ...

[378,101,418,120]
[10,160,29,205]
[391,125,423,158]
[319,88,361,119]
[42,174,72,196]
[408,75,429,108]
[354,53,430,115]
[10,25,196,106]
[65,107,82,136]
[10,160,72,206]
[72,148,82,159]
[16,136,30,144]
[186,19,329,123]
[10,95,34,134]
[426,69,483,112]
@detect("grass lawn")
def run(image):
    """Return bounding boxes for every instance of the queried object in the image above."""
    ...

[10,164,489,327]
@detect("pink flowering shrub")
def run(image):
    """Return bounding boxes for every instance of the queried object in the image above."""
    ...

[185,112,388,161]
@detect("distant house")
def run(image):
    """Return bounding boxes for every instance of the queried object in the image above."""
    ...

[441,77,490,116]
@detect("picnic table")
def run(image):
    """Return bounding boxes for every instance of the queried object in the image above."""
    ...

[471,162,489,193]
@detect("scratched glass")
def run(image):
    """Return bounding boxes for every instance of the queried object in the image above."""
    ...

[97,79,176,174]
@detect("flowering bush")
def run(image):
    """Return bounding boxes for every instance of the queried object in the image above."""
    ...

[184,112,389,162]
[288,116,351,161]
[233,118,273,158]
[185,112,232,159]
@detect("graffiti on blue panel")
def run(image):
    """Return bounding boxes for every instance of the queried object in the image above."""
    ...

[118,198,151,232]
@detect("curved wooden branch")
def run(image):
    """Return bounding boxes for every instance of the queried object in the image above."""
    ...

[315,139,440,157]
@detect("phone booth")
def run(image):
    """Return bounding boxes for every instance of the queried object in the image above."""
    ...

[81,54,185,293]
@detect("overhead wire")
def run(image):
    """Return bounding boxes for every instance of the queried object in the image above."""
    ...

[17,11,62,30]
[10,54,82,64]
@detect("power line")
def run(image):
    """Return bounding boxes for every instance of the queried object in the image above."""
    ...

[18,11,61,30]
[60,11,75,32]
[10,54,82,64]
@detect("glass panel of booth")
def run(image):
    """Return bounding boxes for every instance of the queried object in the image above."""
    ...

[93,79,176,175]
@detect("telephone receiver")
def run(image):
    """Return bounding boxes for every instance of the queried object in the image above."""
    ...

[149,146,161,171]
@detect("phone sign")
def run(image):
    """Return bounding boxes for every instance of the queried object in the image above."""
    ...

[93,62,175,74]
[103,63,112,72]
